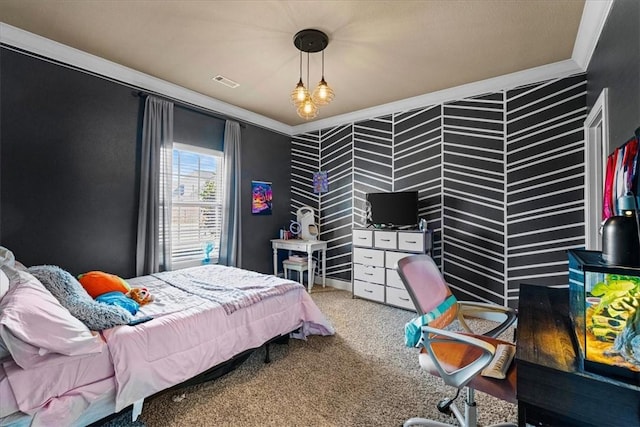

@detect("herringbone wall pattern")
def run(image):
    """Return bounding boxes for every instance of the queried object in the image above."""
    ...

[505,74,587,305]
[291,74,586,306]
[442,92,507,305]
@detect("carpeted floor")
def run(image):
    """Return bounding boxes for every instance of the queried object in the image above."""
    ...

[102,287,517,426]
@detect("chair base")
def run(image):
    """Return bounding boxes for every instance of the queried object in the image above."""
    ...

[403,418,516,427]
[403,418,453,427]
[403,387,517,427]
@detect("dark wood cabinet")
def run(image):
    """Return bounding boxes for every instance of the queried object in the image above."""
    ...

[516,284,640,427]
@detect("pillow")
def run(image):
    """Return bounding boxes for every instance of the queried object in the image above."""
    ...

[0,246,16,267]
[0,269,104,369]
[28,265,132,331]
[0,247,28,288]
[0,270,9,360]
[0,268,13,360]
[78,270,130,298]
[0,269,9,300]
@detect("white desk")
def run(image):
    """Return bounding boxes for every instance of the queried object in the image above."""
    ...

[271,239,327,292]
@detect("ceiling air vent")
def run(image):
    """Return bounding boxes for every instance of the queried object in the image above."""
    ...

[212,75,239,89]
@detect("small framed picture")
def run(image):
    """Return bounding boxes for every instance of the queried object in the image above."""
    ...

[251,180,272,215]
[313,171,328,194]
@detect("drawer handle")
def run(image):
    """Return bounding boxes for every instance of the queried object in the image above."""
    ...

[358,237,368,239]
[364,272,373,276]
[364,289,373,293]
[400,297,410,301]
[380,238,391,242]
[363,256,373,259]
[404,240,417,244]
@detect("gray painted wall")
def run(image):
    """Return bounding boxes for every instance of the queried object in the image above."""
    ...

[0,47,291,278]
[587,0,640,149]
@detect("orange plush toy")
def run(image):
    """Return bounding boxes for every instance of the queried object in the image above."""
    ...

[78,271,130,298]
[126,287,154,305]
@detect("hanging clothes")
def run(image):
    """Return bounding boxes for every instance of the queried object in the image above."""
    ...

[603,152,616,221]
[603,131,640,221]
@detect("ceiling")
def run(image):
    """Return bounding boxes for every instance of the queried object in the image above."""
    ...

[0,1,590,131]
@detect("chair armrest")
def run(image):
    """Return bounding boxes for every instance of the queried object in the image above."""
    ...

[456,301,517,339]
[420,325,495,389]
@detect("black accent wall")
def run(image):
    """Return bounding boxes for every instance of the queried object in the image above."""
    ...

[0,48,291,278]
[587,0,640,148]
[240,124,291,275]
[1,49,140,276]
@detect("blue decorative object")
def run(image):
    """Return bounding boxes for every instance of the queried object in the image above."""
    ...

[96,291,140,315]
[203,242,214,264]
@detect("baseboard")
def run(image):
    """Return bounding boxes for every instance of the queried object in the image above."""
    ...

[312,276,351,292]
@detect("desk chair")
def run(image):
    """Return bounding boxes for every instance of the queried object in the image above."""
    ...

[396,255,517,427]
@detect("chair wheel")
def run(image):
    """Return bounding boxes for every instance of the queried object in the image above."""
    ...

[437,398,453,415]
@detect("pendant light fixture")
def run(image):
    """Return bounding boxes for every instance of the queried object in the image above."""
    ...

[291,29,334,120]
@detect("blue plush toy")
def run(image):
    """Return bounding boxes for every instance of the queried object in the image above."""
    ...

[96,291,140,315]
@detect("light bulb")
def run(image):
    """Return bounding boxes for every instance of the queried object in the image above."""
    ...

[296,95,318,119]
[296,87,306,102]
[304,100,313,113]
[290,79,308,106]
[312,78,334,106]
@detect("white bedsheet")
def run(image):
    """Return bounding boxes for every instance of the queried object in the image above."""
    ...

[105,265,334,411]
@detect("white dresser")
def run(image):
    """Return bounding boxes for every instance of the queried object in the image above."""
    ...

[352,228,432,310]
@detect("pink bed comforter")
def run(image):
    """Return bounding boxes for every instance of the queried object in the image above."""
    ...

[104,265,334,411]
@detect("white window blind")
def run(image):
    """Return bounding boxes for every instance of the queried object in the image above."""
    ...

[161,142,224,268]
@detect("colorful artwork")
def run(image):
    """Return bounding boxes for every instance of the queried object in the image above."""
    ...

[313,171,328,194]
[251,181,272,215]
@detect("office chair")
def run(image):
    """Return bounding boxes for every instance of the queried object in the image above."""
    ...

[396,255,518,427]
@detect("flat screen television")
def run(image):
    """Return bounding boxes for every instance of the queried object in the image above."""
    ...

[366,191,419,228]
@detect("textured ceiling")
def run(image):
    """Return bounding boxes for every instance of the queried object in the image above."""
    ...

[0,0,586,127]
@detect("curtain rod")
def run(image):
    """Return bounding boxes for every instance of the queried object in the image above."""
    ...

[132,90,246,128]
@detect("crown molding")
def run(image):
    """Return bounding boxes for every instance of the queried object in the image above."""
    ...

[571,0,614,70]
[0,23,293,136]
[1,0,612,137]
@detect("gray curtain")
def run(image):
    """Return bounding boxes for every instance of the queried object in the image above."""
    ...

[218,120,242,267]
[136,96,174,276]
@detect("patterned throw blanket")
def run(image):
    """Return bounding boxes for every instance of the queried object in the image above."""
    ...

[152,264,301,315]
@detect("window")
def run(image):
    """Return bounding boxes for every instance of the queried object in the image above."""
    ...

[162,142,224,268]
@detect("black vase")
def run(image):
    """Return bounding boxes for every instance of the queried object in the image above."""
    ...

[602,215,640,267]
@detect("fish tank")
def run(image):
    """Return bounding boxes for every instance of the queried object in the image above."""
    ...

[568,249,640,384]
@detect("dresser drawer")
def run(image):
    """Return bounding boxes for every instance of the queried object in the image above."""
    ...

[386,268,405,289]
[398,232,425,252]
[353,280,384,302]
[386,287,415,310]
[353,264,385,284]
[385,251,411,269]
[352,229,373,247]
[374,231,397,249]
[353,247,384,267]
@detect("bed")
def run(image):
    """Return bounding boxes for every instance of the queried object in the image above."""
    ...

[0,247,335,427]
